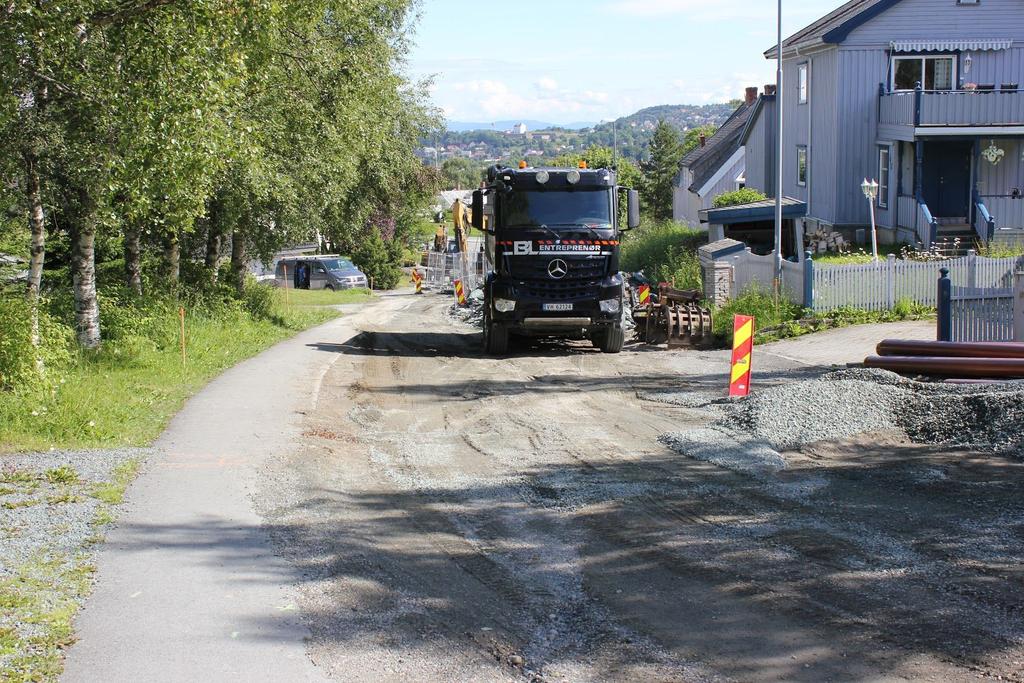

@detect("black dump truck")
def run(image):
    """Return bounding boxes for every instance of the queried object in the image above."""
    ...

[471,163,640,355]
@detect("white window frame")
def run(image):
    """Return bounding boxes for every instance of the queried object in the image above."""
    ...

[797,63,809,104]
[796,146,808,187]
[891,54,957,91]
[877,145,891,209]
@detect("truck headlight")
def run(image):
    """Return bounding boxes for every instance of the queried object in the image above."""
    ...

[599,299,620,313]
[494,298,516,313]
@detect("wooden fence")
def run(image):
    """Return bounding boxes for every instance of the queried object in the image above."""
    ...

[949,286,1016,342]
[722,249,1023,315]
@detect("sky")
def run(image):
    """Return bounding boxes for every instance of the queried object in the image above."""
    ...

[405,0,843,125]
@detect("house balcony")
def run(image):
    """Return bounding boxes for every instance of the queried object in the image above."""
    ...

[878,86,1024,141]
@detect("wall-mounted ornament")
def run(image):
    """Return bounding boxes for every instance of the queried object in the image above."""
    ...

[982,140,1005,165]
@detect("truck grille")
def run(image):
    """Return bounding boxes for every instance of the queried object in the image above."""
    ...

[508,256,608,300]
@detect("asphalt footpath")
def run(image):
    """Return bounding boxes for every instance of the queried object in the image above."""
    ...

[61,297,410,683]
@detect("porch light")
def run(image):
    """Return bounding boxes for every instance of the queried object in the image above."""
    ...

[964,52,973,74]
[861,179,880,261]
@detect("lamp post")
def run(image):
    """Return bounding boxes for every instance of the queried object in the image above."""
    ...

[861,178,880,260]
[774,0,784,287]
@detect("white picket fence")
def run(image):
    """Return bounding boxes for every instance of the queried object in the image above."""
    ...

[728,251,804,305]
[725,249,1023,314]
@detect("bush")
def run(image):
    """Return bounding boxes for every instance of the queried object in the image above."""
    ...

[352,228,402,290]
[712,188,768,208]
[621,221,705,289]
[714,287,802,344]
[0,297,75,390]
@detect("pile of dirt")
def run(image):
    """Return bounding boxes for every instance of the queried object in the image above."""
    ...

[661,369,1024,472]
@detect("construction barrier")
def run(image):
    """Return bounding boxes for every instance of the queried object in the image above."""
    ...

[411,268,423,294]
[637,284,650,306]
[729,315,754,398]
[454,278,467,306]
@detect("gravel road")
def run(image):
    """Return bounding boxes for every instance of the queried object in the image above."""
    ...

[254,293,1024,682]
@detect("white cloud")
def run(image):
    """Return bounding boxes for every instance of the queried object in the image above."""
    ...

[438,79,622,122]
[536,77,559,91]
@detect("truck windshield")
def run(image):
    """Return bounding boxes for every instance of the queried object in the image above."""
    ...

[503,189,612,229]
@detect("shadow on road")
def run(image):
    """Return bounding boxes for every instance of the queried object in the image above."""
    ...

[112,445,1024,681]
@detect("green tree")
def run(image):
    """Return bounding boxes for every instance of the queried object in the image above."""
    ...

[682,125,718,156]
[441,158,483,190]
[640,120,684,222]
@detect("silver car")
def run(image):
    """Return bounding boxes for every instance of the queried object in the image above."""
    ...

[275,256,368,290]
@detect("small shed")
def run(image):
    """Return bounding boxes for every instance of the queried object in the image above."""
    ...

[699,198,807,260]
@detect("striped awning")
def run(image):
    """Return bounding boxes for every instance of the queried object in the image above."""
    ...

[891,39,1012,52]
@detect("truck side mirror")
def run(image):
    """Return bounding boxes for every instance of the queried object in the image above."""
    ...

[471,190,484,230]
[627,190,640,230]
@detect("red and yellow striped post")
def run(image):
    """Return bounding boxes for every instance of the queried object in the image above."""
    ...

[454,278,467,306]
[729,315,755,398]
[637,284,650,307]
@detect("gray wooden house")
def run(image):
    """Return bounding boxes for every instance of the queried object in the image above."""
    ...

[672,88,759,226]
[741,0,1024,250]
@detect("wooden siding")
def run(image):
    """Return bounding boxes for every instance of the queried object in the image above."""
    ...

[810,48,840,223]
[743,98,776,194]
[702,153,746,204]
[836,48,890,226]
[978,138,1023,200]
[843,0,1024,48]
[673,154,746,227]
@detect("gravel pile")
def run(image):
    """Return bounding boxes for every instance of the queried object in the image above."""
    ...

[661,369,1024,472]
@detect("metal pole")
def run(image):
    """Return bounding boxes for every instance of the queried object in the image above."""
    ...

[613,119,618,168]
[774,0,784,287]
[869,197,879,260]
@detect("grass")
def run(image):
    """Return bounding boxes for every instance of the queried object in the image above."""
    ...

[812,244,904,265]
[621,221,706,289]
[278,287,372,307]
[0,554,95,681]
[0,286,364,452]
[715,288,934,345]
[89,459,141,505]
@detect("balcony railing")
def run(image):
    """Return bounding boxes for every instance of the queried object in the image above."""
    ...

[879,86,1024,128]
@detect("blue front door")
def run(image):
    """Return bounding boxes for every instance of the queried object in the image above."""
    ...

[923,141,972,218]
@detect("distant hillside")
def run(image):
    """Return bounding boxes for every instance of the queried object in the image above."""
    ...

[446,119,595,133]
[424,102,738,167]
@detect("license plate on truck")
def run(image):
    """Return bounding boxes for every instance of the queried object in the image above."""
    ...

[542,303,573,312]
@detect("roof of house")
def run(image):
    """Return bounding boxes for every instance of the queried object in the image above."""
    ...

[738,93,775,146]
[764,0,898,57]
[699,197,807,225]
[679,99,756,194]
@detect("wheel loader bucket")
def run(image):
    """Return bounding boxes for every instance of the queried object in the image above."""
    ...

[665,303,713,349]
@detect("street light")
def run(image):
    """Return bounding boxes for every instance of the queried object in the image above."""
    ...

[861,178,880,260]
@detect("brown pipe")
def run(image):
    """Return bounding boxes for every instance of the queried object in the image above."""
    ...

[865,355,1024,378]
[877,339,1024,359]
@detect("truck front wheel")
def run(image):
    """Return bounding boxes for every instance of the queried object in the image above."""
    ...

[592,326,624,353]
[483,308,509,355]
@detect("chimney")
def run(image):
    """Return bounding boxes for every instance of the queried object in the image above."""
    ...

[764,84,777,96]
[745,86,758,105]
[699,134,707,148]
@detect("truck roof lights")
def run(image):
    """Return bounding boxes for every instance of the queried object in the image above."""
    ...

[535,170,550,184]
[566,170,581,184]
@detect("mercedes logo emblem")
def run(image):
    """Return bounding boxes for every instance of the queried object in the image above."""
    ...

[547,259,568,279]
